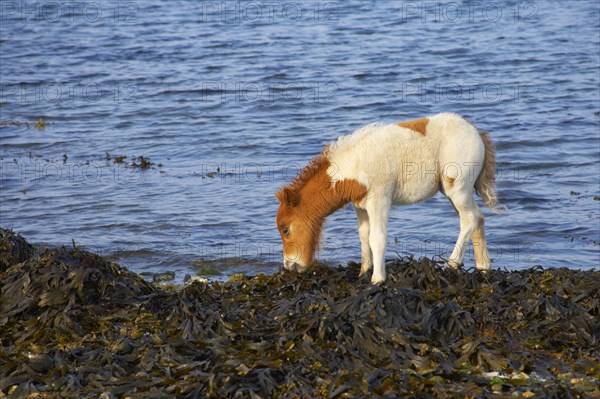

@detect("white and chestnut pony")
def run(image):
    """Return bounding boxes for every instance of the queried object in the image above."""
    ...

[276,113,501,284]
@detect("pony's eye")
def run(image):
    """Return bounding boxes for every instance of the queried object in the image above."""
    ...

[282,227,290,236]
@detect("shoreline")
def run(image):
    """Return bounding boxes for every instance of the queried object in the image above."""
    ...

[1,228,599,398]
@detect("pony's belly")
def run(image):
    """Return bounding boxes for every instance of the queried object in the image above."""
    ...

[392,178,439,205]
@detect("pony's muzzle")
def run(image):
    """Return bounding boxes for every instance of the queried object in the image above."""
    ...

[283,259,308,273]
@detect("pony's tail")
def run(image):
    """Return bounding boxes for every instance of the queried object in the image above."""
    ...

[475,132,504,213]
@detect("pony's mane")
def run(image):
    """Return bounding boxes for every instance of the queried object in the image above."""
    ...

[283,154,330,194]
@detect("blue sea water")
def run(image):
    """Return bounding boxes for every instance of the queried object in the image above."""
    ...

[1,0,599,281]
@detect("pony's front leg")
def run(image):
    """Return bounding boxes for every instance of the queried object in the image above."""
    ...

[366,197,391,284]
[355,207,372,276]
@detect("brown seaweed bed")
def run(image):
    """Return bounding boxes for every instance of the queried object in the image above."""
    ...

[1,228,599,398]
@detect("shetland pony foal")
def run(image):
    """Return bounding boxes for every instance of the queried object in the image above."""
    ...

[276,113,500,284]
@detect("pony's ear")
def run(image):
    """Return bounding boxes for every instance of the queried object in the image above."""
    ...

[276,187,300,207]
[321,144,331,157]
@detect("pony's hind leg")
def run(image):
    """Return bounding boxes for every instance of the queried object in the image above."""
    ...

[471,214,491,270]
[445,188,481,269]
[355,207,373,276]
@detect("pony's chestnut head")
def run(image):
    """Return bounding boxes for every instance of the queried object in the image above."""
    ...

[275,187,320,272]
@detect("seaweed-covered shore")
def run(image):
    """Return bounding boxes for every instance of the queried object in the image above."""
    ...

[1,229,599,398]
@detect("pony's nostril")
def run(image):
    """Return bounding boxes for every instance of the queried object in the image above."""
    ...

[283,261,300,272]
[283,259,297,272]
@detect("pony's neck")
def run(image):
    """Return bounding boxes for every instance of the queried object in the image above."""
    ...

[299,166,368,224]
[285,156,368,260]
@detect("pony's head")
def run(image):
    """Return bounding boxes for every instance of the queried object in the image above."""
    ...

[275,151,367,272]
[275,187,322,272]
[275,154,332,272]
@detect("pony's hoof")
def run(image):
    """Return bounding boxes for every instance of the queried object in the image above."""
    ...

[359,262,372,277]
[476,261,491,272]
[371,275,386,285]
[446,260,462,269]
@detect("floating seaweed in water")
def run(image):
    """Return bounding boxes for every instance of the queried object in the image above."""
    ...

[113,155,127,164]
[102,153,163,171]
[0,230,599,398]
[0,118,50,130]
[130,155,154,170]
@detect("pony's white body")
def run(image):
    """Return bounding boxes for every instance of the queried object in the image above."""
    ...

[328,113,484,207]
[326,112,496,283]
